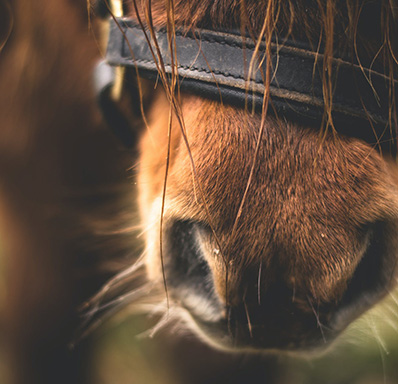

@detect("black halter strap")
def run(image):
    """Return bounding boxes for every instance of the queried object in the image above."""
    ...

[97,16,398,153]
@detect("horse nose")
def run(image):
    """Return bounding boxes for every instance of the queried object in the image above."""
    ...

[163,218,381,350]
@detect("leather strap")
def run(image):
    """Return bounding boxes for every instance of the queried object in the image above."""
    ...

[105,17,398,153]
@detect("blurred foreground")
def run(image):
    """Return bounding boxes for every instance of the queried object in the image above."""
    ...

[88,292,398,384]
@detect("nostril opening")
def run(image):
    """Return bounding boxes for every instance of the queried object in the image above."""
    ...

[338,222,387,313]
[165,220,219,305]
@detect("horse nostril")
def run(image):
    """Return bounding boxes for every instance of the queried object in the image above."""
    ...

[165,220,222,316]
[335,223,389,323]
[166,220,209,287]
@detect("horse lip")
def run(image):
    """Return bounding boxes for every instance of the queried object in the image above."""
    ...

[187,308,337,352]
[179,277,339,352]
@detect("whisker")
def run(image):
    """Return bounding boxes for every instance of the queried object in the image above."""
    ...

[367,315,389,354]
[243,298,253,339]
[94,224,145,236]
[383,303,398,320]
[227,306,233,338]
[307,296,327,343]
[145,309,173,339]
[366,315,388,384]
[81,252,147,309]
[388,290,398,307]
[257,261,262,305]
[73,281,157,348]
[384,316,398,334]
[136,220,158,238]
[143,298,170,316]
[84,282,155,318]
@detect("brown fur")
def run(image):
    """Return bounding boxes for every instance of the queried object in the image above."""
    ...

[142,94,398,301]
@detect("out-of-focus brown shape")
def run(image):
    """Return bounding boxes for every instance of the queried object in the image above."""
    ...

[0,0,13,53]
[0,1,133,383]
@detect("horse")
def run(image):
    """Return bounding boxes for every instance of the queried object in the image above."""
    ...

[92,0,398,351]
[1,0,398,383]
